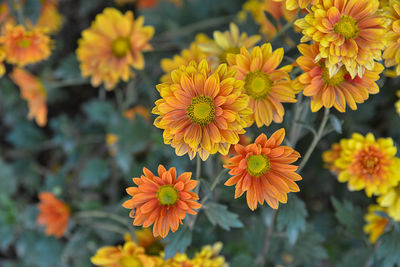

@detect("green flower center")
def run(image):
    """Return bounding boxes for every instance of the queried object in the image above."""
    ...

[244,71,273,100]
[111,37,131,58]
[157,185,179,206]
[321,65,347,86]
[247,154,271,177]
[186,95,215,126]
[219,47,241,63]
[119,256,143,267]
[334,15,359,39]
[17,39,31,48]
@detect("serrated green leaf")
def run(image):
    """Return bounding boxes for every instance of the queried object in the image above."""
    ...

[331,197,363,236]
[277,194,307,244]
[329,115,343,134]
[80,158,110,188]
[203,202,243,230]
[376,230,400,267]
[164,227,192,259]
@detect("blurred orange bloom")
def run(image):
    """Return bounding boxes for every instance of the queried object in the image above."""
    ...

[36,0,64,34]
[0,24,52,66]
[364,205,389,244]
[134,228,164,255]
[224,129,302,210]
[10,67,48,127]
[273,0,318,10]
[122,165,202,238]
[36,192,70,238]
[123,106,151,121]
[322,142,342,173]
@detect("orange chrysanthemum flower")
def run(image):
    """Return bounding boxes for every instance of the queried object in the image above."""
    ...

[0,24,52,66]
[36,0,64,34]
[153,60,252,160]
[363,205,389,244]
[227,43,296,127]
[273,0,318,10]
[221,134,252,164]
[295,0,387,78]
[76,8,154,90]
[36,192,70,238]
[122,165,202,238]
[383,0,400,76]
[123,105,151,122]
[322,142,342,173]
[297,43,383,112]
[334,133,400,197]
[224,129,302,210]
[10,68,48,127]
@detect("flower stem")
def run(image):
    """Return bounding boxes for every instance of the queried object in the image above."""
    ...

[298,108,330,173]
[196,155,202,180]
[255,210,277,266]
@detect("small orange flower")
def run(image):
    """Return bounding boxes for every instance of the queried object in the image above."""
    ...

[36,192,70,238]
[10,67,48,127]
[123,106,151,121]
[224,129,302,210]
[297,43,383,112]
[122,165,202,238]
[227,43,296,127]
[0,24,52,66]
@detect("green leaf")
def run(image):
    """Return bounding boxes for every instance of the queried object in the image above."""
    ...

[7,121,46,149]
[164,227,192,259]
[338,247,372,267]
[53,54,82,80]
[80,158,110,188]
[329,115,343,134]
[331,197,363,236]
[83,100,116,125]
[203,202,243,230]
[23,0,42,24]
[0,159,17,197]
[231,254,255,267]
[376,230,400,267]
[276,194,307,244]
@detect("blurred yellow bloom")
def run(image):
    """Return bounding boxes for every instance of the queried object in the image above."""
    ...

[77,8,154,90]
[273,0,318,10]
[10,68,48,127]
[36,0,64,34]
[191,242,228,267]
[383,0,400,77]
[396,91,400,116]
[322,142,342,173]
[334,133,400,197]
[0,47,5,77]
[106,133,119,156]
[378,184,400,221]
[134,228,164,256]
[363,205,389,244]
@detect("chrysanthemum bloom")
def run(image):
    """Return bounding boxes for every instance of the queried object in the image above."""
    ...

[36,0,64,34]
[378,184,400,221]
[123,105,151,121]
[10,68,48,127]
[0,47,5,77]
[363,205,389,244]
[0,3,14,28]
[273,0,319,10]
[221,134,252,164]
[135,228,164,255]
[334,133,400,197]
[396,91,400,116]
[76,8,154,90]
[191,242,228,267]
[227,43,297,127]
[322,142,342,173]
[36,192,70,238]
[224,129,302,210]
[0,24,51,66]
[383,0,400,76]
[295,0,387,78]
[160,34,210,83]
[297,44,384,112]
[122,165,202,238]
[91,241,156,267]
[153,60,252,160]
[199,23,261,65]
[158,253,191,267]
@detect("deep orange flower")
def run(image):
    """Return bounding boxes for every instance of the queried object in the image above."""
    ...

[153,60,252,161]
[36,192,70,238]
[295,0,387,78]
[227,43,296,127]
[10,67,48,127]
[77,8,154,90]
[224,129,302,210]
[0,24,52,66]
[122,165,202,238]
[297,43,383,112]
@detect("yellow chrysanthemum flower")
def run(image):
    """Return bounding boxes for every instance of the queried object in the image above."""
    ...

[191,242,228,267]
[227,43,296,127]
[396,91,400,116]
[273,0,319,10]
[134,228,164,256]
[334,133,400,197]
[364,205,389,244]
[153,60,252,160]
[199,22,261,65]
[322,142,342,173]
[160,34,210,83]
[0,24,52,66]
[77,8,154,90]
[383,0,400,77]
[91,241,156,267]
[378,184,400,221]
[157,253,191,267]
[295,0,387,79]
[0,46,5,77]
[36,0,64,34]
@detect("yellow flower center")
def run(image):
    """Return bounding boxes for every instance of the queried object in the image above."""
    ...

[119,256,143,267]
[219,47,241,63]
[244,71,272,100]
[187,95,215,126]
[321,65,347,86]
[334,15,359,39]
[111,37,131,58]
[156,185,179,206]
[247,154,271,177]
[17,39,31,48]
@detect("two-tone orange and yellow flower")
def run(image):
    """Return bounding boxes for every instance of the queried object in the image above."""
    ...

[363,205,389,244]
[322,142,342,173]
[36,0,64,34]
[77,8,154,90]
[227,43,296,127]
[334,133,400,197]
[383,0,400,77]
[153,60,252,160]
[273,0,319,10]
[122,165,201,238]
[295,0,387,79]
[297,43,383,112]
[224,129,302,210]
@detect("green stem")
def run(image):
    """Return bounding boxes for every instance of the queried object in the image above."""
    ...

[255,210,277,266]
[195,155,201,180]
[288,93,303,148]
[298,108,330,173]
[270,10,299,42]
